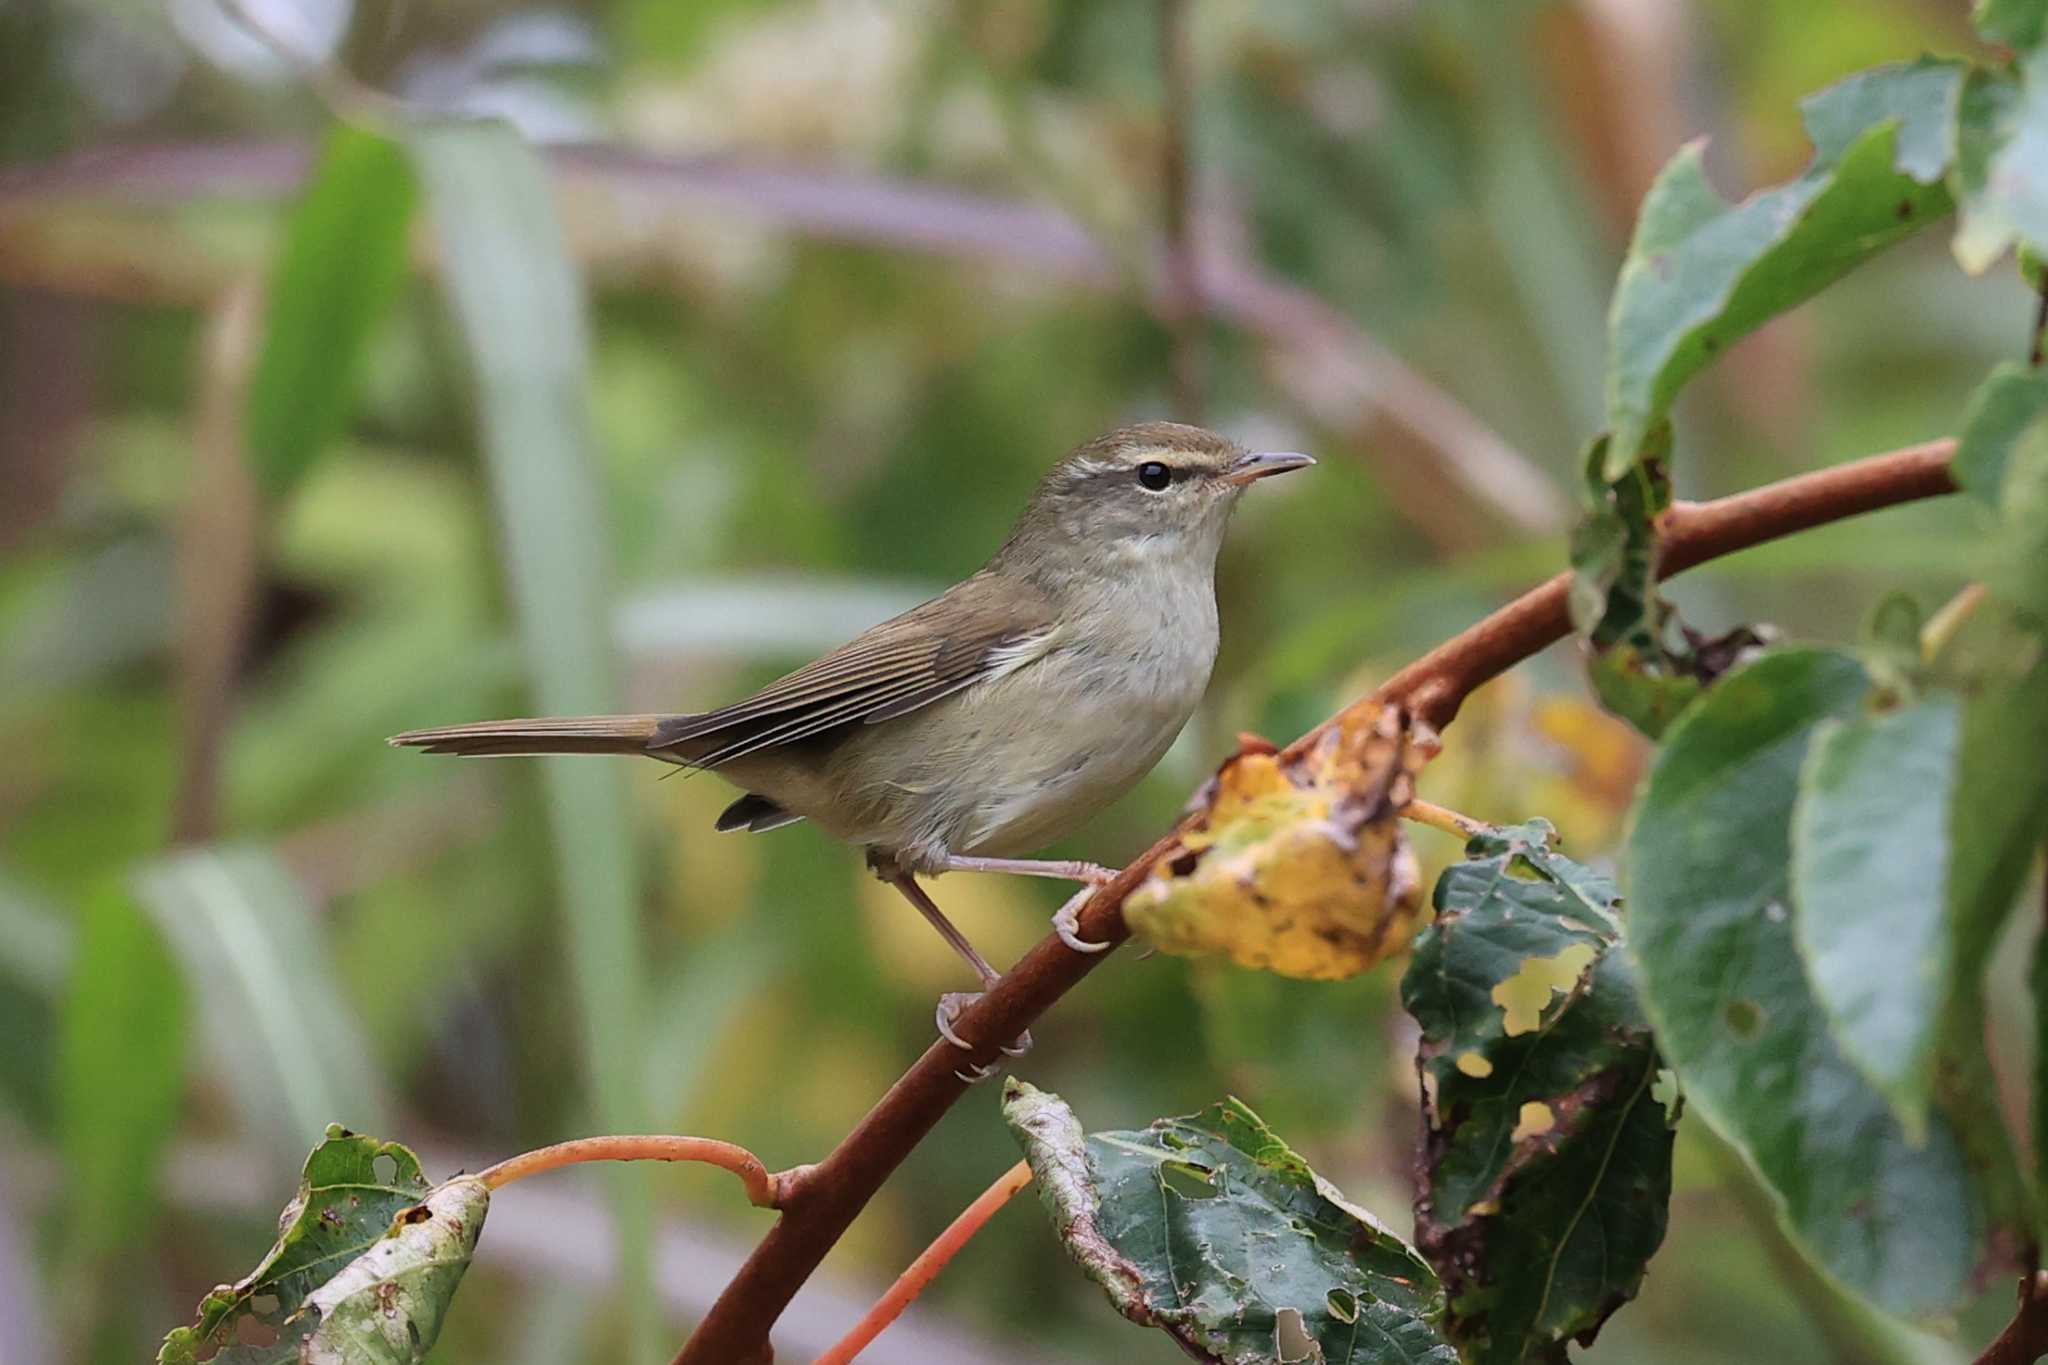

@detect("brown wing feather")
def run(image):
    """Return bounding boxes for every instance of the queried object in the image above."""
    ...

[649,573,1052,767]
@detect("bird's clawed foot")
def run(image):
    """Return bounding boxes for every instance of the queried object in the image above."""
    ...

[1052,886,1113,954]
[936,991,1032,1082]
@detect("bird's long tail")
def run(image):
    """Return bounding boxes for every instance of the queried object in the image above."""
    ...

[389,714,671,757]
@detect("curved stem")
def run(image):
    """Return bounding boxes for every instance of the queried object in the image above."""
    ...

[479,1135,783,1209]
[814,1160,1035,1365]
[672,436,1960,1365]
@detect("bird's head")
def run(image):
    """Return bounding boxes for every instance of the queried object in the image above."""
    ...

[997,422,1314,580]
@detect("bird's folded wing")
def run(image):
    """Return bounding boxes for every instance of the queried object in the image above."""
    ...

[649,581,1054,769]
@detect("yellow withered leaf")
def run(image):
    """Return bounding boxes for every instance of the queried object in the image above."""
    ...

[1125,703,1428,980]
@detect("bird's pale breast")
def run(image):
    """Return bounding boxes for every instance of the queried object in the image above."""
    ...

[804,542,1222,871]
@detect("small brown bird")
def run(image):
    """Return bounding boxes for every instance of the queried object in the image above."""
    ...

[392,422,1311,1064]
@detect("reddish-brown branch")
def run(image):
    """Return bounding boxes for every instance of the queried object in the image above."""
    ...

[672,436,1959,1365]
[1977,1272,2048,1365]
[813,1160,1035,1365]
[478,1135,785,1209]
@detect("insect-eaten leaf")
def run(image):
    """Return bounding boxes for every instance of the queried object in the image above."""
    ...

[1003,1079,1456,1365]
[158,1125,485,1364]
[1607,58,1963,471]
[1401,820,1675,1364]
[1123,703,1426,980]
[1571,428,1769,737]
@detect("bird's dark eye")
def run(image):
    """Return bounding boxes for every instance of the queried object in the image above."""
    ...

[1136,461,1172,491]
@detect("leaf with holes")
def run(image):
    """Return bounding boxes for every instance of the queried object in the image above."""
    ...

[1570,428,1768,737]
[157,1125,485,1363]
[1628,647,1987,1315]
[1401,820,1674,1364]
[1004,1080,1456,1364]
[1123,703,1427,980]
[1606,59,1963,472]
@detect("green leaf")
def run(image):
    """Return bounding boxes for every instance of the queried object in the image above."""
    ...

[1987,425,2048,622]
[1977,0,2048,51]
[58,883,187,1260]
[134,846,386,1168]
[1954,365,2048,507]
[1607,60,1963,472]
[405,118,655,1353]
[1570,428,1767,736]
[247,125,416,498]
[1791,695,1961,1137]
[1003,1080,1456,1365]
[158,1126,484,1364]
[1953,59,2048,273]
[1627,647,1984,1315]
[1401,821,1674,1364]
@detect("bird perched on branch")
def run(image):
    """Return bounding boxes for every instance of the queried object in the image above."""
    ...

[392,422,1312,1070]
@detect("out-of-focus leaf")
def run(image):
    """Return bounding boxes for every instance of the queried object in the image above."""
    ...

[1402,820,1673,1364]
[1988,426,2048,621]
[157,1125,484,1364]
[1953,363,2048,504]
[134,846,385,1169]
[1606,59,1963,472]
[1977,0,2048,50]
[1791,695,1960,1137]
[405,117,654,1353]
[58,883,187,1261]
[1003,1080,1456,1364]
[246,126,416,497]
[0,869,71,991]
[1123,703,1425,979]
[1570,428,1767,736]
[1953,58,2048,273]
[1628,648,1984,1315]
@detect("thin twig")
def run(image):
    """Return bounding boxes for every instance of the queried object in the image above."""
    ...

[1921,581,1989,663]
[671,435,1960,1365]
[1976,1271,2048,1365]
[478,1135,786,1209]
[814,1160,1035,1365]
[1157,0,1206,421]
[1401,798,1486,840]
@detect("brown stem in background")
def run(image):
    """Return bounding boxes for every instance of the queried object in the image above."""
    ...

[1977,1272,2048,1365]
[0,141,1566,540]
[172,279,264,845]
[814,1159,1034,1365]
[671,435,1960,1365]
[1157,0,1205,422]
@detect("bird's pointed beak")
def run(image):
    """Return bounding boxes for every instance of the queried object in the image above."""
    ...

[1223,450,1316,486]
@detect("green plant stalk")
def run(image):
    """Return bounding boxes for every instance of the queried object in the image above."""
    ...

[408,121,657,1360]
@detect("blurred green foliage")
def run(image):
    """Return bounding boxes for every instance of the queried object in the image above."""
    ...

[0,1,2030,1362]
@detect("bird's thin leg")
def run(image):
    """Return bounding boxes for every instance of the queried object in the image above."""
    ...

[884,874,1032,1076]
[936,855,1116,885]
[933,856,1118,952]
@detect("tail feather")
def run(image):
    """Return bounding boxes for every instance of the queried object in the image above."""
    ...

[389,714,672,758]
